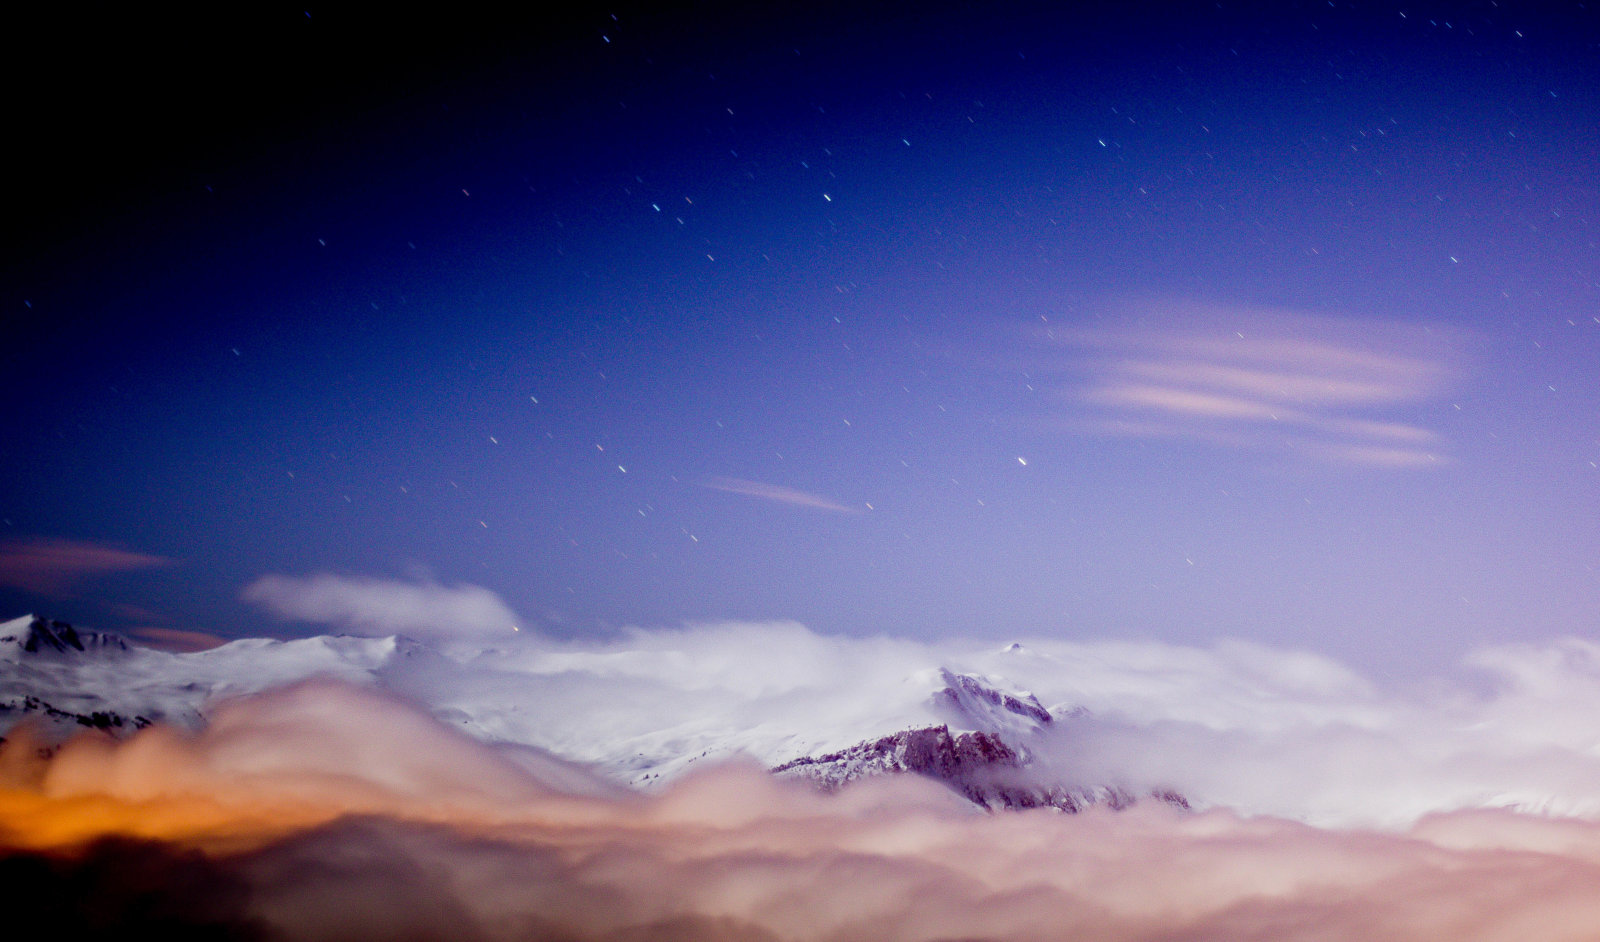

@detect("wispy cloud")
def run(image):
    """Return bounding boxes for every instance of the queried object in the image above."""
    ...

[0,536,172,594]
[242,573,522,641]
[1047,301,1464,468]
[702,476,863,513]
[127,626,230,652]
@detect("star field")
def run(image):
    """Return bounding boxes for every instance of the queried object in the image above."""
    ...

[2,2,1596,677]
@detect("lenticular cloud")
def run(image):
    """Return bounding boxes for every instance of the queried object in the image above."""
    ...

[8,680,1600,941]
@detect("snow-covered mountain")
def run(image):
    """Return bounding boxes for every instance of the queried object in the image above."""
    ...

[0,614,405,744]
[0,616,129,657]
[774,723,1189,812]
[0,614,1179,814]
[770,667,1185,811]
[19,613,1600,827]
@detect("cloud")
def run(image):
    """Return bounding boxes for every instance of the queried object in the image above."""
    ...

[241,573,522,641]
[10,680,1600,940]
[0,537,171,594]
[127,626,230,652]
[702,477,863,513]
[16,606,1600,832]
[1045,301,1465,468]
[274,617,1600,830]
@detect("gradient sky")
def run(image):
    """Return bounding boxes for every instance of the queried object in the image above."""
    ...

[3,2,1596,677]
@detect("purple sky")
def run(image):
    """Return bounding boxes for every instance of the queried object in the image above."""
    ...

[2,2,1596,677]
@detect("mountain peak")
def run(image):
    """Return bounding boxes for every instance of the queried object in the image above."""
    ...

[932,667,1053,734]
[772,724,1018,795]
[0,615,129,656]
[773,723,1188,814]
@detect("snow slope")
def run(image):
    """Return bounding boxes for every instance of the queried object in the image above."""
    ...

[1,614,403,739]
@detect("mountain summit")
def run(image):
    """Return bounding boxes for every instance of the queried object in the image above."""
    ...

[0,615,129,657]
[774,668,1187,812]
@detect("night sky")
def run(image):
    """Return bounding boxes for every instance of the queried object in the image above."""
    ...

[3,2,1596,677]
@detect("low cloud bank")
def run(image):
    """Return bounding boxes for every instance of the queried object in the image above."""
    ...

[14,602,1600,830]
[7,680,1600,941]
[242,573,521,641]
[373,622,1600,828]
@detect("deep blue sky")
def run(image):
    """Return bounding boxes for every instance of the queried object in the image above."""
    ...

[3,2,1596,675]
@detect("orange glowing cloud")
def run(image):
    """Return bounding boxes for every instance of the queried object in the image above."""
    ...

[8,679,1600,940]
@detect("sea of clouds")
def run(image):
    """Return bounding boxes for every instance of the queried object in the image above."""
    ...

[7,572,1600,937]
[365,621,1600,828]
[227,574,1600,829]
[9,679,1600,940]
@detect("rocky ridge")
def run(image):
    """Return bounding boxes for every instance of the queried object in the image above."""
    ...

[775,669,1188,813]
[0,616,129,657]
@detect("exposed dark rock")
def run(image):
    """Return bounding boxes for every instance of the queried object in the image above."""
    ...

[934,668,1053,726]
[3,695,150,738]
[774,723,1189,814]
[2,617,129,655]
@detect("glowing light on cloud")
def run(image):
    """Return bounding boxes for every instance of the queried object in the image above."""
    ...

[18,607,1600,830]
[0,537,171,594]
[702,476,863,513]
[241,573,522,641]
[1051,302,1465,468]
[52,610,1592,831]
[10,680,1600,940]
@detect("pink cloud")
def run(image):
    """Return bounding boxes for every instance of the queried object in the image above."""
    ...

[703,477,863,513]
[1047,301,1467,469]
[1084,383,1289,421]
[0,537,171,594]
[127,626,230,652]
[1117,358,1432,405]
